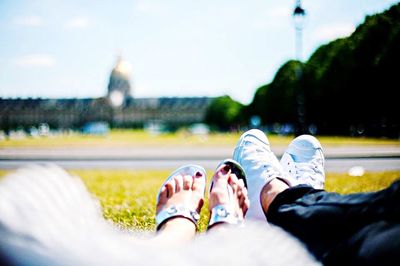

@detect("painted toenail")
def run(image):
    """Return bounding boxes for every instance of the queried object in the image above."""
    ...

[223,164,230,173]
[195,171,203,177]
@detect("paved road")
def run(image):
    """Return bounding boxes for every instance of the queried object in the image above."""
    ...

[1,146,399,159]
[1,145,399,172]
[1,157,399,173]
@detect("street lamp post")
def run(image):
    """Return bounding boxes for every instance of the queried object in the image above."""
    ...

[293,0,306,61]
[293,0,307,135]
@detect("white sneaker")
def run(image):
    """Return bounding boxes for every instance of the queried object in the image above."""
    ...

[233,129,289,220]
[280,135,325,189]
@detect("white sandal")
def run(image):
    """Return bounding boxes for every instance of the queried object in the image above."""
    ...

[208,159,247,229]
[155,165,206,231]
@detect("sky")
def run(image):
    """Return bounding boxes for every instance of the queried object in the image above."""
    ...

[0,0,399,104]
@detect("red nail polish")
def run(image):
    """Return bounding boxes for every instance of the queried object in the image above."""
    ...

[223,164,230,173]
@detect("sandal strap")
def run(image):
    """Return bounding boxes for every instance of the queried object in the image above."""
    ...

[156,204,200,231]
[208,204,243,229]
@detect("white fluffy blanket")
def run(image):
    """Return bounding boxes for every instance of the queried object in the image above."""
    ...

[0,165,320,266]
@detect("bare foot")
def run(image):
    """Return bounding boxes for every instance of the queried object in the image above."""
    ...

[156,167,206,243]
[208,164,250,230]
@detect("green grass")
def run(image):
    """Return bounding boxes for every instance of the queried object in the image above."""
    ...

[1,130,398,232]
[1,169,399,232]
[74,169,400,232]
[325,171,400,194]
[72,169,216,232]
[1,129,398,148]
[0,130,240,148]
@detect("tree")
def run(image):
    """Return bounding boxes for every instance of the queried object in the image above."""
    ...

[247,60,304,125]
[246,3,400,137]
[205,96,243,131]
[304,3,400,136]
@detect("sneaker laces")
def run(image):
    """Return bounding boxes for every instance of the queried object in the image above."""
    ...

[263,164,282,179]
[289,158,324,184]
[238,140,284,182]
[248,145,282,179]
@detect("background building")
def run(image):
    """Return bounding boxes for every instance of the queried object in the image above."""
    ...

[0,58,213,131]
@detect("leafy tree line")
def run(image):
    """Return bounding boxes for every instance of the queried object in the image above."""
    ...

[206,3,399,137]
[205,95,244,131]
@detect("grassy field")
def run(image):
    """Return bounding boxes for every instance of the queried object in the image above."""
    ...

[0,130,399,232]
[0,169,399,232]
[64,170,400,232]
[1,129,399,148]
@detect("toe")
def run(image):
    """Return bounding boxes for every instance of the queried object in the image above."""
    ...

[241,187,250,215]
[157,186,168,211]
[230,173,239,182]
[192,171,206,193]
[238,191,245,208]
[229,176,239,196]
[237,178,245,189]
[213,164,230,185]
[165,179,175,198]
[237,183,249,216]
[183,174,193,190]
[243,198,250,215]
[173,174,184,192]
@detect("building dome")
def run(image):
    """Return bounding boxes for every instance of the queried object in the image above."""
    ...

[107,57,132,105]
[112,57,132,79]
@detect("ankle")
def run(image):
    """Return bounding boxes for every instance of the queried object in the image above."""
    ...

[260,178,289,215]
[159,217,196,231]
[157,217,196,243]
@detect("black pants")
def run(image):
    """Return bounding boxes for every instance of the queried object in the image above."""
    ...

[267,180,400,266]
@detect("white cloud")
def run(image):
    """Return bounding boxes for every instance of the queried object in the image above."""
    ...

[313,23,356,42]
[13,54,56,68]
[13,16,44,27]
[65,17,90,29]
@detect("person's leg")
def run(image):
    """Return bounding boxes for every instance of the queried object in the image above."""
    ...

[207,163,249,231]
[265,180,400,262]
[232,131,324,221]
[262,133,400,263]
[232,129,292,220]
[155,166,206,244]
[155,161,249,243]
[235,130,400,263]
[325,220,400,266]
